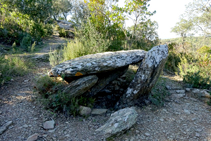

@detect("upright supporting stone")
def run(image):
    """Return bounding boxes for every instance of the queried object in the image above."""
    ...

[117,45,168,108]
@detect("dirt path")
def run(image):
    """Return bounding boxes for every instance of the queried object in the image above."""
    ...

[1,37,211,141]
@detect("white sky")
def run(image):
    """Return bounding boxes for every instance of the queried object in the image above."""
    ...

[148,0,193,39]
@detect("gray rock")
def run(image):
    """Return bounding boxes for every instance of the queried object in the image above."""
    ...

[96,107,138,138]
[27,133,40,141]
[0,121,13,135]
[85,66,128,97]
[79,106,92,116]
[91,109,108,115]
[117,45,168,107]
[48,50,146,79]
[171,94,186,99]
[62,75,98,98]
[175,90,185,94]
[43,120,55,130]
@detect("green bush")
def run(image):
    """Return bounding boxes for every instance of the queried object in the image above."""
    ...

[178,52,211,89]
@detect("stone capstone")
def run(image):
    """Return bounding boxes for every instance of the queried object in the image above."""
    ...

[57,20,74,30]
[96,107,138,138]
[117,45,168,108]
[48,50,146,79]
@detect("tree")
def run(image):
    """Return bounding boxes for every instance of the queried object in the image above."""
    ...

[185,0,211,36]
[171,19,193,49]
[1,0,54,23]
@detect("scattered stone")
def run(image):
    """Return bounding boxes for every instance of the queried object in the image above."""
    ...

[171,94,186,99]
[79,106,92,116]
[185,88,191,92]
[43,120,55,130]
[96,107,138,138]
[48,50,146,79]
[23,124,29,128]
[165,85,171,90]
[27,133,40,141]
[117,45,168,108]
[195,133,200,137]
[0,121,13,135]
[145,132,150,136]
[184,109,191,114]
[91,109,108,115]
[175,90,185,94]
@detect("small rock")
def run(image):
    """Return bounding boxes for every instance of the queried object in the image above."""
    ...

[79,106,91,116]
[24,79,29,83]
[27,133,40,141]
[160,118,164,122]
[195,133,200,137]
[175,90,185,93]
[184,109,190,114]
[10,79,14,81]
[23,124,28,128]
[91,109,108,115]
[43,120,55,130]
[145,133,150,136]
[166,85,171,90]
[0,121,13,135]
[171,94,185,99]
[185,88,191,92]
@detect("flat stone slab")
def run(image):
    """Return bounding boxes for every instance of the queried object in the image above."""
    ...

[96,107,138,138]
[48,50,146,78]
[91,109,108,115]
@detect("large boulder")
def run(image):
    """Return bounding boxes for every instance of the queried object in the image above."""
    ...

[96,107,138,138]
[48,50,146,80]
[117,45,168,108]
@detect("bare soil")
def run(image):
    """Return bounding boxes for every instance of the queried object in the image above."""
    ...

[1,36,211,141]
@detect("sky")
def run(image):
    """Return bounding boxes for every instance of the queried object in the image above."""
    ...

[147,0,193,39]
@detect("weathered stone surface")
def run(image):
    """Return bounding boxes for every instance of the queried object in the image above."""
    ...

[96,107,138,138]
[85,66,128,97]
[62,75,98,98]
[48,50,146,79]
[43,120,55,130]
[0,121,13,135]
[91,109,108,115]
[79,106,92,116]
[117,45,168,108]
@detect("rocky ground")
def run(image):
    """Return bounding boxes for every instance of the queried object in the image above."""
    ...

[1,36,211,141]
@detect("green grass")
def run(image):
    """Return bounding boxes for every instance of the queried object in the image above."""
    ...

[0,55,34,85]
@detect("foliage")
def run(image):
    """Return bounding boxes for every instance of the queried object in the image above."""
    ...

[197,45,211,54]
[0,55,33,85]
[178,52,211,89]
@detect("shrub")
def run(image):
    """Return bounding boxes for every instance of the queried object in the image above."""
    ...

[178,52,211,89]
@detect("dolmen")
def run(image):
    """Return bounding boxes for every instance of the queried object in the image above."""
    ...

[48,45,168,138]
[48,45,168,108]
